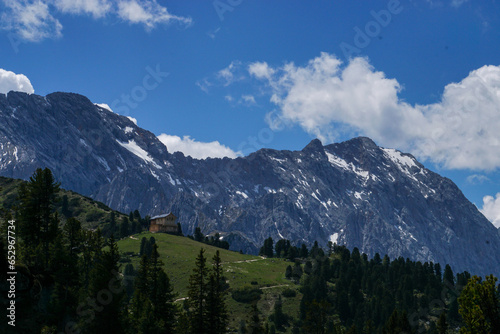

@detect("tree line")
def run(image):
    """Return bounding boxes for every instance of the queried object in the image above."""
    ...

[256,236,500,333]
[0,168,230,333]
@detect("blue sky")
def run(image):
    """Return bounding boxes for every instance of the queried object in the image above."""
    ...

[1,0,500,227]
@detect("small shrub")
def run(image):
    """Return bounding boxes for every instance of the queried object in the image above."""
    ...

[250,281,258,285]
[232,286,263,304]
[281,288,296,298]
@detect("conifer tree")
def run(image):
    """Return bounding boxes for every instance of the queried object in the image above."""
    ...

[437,312,448,334]
[188,248,209,333]
[17,168,60,269]
[207,250,228,333]
[130,244,177,333]
[248,303,264,334]
[120,216,129,238]
[80,235,125,334]
[459,275,500,334]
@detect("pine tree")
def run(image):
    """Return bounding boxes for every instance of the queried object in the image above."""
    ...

[207,250,228,333]
[188,248,209,333]
[459,275,500,334]
[270,295,287,331]
[119,216,129,238]
[140,237,147,256]
[248,303,264,334]
[61,194,71,217]
[149,243,177,332]
[17,168,60,270]
[109,211,116,235]
[194,227,205,242]
[80,235,125,334]
[437,312,448,334]
[444,264,455,287]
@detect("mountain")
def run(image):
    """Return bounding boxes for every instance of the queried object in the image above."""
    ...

[1,91,500,277]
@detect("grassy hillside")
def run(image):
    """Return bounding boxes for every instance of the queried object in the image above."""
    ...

[1,175,301,330]
[118,232,302,331]
[0,175,128,230]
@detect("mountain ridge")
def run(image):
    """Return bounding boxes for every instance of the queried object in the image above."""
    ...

[1,91,499,277]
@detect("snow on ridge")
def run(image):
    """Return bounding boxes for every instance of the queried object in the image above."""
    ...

[236,190,249,199]
[382,148,417,169]
[95,103,113,112]
[116,139,162,169]
[124,126,134,134]
[269,156,287,164]
[326,151,370,180]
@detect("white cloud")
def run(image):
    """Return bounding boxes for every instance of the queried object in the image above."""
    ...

[1,0,63,42]
[196,78,212,93]
[451,0,469,8]
[251,52,500,170]
[53,0,112,18]
[0,0,192,42]
[248,62,275,80]
[241,95,256,105]
[0,69,34,94]
[217,61,242,86]
[157,134,241,160]
[117,0,192,29]
[466,174,490,185]
[480,193,500,228]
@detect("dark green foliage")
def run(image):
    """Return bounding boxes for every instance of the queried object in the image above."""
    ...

[282,288,296,298]
[17,167,60,270]
[259,237,274,257]
[79,235,126,334]
[232,286,263,304]
[285,265,293,279]
[61,194,71,217]
[294,243,472,333]
[207,250,229,333]
[269,295,288,331]
[188,248,209,332]
[119,216,129,238]
[139,236,147,256]
[300,243,309,258]
[459,275,500,334]
[194,226,205,242]
[248,303,264,334]
[129,244,177,333]
[437,312,448,334]
[109,211,116,235]
[207,232,230,250]
[189,228,231,250]
[382,309,412,333]
[292,262,303,281]
[444,264,454,286]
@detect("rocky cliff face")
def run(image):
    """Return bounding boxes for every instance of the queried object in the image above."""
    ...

[1,91,499,277]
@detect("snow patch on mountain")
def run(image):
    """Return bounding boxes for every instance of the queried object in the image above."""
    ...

[116,139,161,169]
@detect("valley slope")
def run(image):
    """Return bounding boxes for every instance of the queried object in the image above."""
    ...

[1,91,499,276]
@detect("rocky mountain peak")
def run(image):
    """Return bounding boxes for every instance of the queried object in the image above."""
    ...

[1,91,500,277]
[302,138,324,153]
